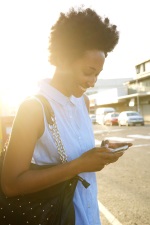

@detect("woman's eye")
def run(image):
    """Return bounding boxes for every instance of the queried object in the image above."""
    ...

[84,72,96,77]
[84,72,91,76]
[83,72,100,77]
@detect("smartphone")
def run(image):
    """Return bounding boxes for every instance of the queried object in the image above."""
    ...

[109,145,129,153]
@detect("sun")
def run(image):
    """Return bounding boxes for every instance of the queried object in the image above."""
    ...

[0,47,55,116]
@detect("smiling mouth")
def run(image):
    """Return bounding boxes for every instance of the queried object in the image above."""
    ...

[79,85,87,92]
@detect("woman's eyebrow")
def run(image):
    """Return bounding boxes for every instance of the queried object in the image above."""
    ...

[89,67,103,73]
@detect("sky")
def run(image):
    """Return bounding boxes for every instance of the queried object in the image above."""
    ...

[0,0,150,106]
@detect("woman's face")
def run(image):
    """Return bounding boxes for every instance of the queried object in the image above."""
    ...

[68,50,105,97]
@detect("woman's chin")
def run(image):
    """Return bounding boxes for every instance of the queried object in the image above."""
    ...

[72,91,85,98]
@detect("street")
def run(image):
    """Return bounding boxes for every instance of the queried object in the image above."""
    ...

[93,124,150,225]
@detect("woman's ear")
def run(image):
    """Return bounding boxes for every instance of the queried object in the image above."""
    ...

[56,57,70,69]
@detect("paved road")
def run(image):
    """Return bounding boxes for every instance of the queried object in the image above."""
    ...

[93,124,150,225]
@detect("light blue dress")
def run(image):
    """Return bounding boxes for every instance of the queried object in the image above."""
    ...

[32,79,101,225]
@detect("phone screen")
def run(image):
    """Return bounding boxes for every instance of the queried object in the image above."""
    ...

[109,145,129,153]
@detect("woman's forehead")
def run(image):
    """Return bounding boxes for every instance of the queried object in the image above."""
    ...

[75,50,105,70]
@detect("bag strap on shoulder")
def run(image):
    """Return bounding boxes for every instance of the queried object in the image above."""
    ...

[35,95,54,125]
[83,94,90,112]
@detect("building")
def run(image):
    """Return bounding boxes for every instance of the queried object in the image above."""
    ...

[119,59,150,122]
[87,59,150,122]
[86,77,132,113]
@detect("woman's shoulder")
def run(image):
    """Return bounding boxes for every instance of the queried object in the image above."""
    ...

[18,96,44,116]
[14,96,44,136]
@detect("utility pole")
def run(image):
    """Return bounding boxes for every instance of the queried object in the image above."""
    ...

[136,75,140,113]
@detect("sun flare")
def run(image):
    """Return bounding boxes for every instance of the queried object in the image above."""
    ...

[0,0,150,116]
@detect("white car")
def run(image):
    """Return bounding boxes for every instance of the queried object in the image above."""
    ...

[118,111,144,126]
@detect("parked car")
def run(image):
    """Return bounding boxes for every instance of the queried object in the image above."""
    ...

[104,112,119,126]
[89,114,96,124]
[95,107,115,124]
[118,111,144,126]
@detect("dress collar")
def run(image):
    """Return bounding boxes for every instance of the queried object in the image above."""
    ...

[37,78,77,106]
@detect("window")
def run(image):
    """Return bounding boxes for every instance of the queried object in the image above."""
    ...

[145,61,150,72]
[136,65,140,74]
[142,63,145,72]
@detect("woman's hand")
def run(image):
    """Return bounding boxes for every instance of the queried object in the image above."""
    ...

[101,139,133,149]
[77,146,124,173]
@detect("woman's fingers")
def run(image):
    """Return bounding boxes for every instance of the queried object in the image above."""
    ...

[108,142,133,149]
[79,147,124,172]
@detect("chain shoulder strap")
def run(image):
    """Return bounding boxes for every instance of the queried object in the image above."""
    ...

[36,95,68,163]
[48,118,67,163]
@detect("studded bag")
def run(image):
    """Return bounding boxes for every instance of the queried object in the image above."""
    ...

[0,95,90,225]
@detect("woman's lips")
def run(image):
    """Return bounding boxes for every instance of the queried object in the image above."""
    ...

[78,85,87,92]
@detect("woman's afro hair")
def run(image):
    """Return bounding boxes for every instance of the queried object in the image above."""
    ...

[48,7,119,66]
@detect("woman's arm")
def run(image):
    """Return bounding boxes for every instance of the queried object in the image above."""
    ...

[1,99,122,197]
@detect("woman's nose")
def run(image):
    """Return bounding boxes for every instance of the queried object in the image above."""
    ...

[87,77,97,87]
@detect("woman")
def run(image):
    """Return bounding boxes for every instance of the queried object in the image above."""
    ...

[1,7,131,225]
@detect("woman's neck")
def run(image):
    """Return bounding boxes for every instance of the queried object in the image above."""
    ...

[50,69,72,97]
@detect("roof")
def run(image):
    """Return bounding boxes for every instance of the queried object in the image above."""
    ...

[94,78,133,88]
[118,92,150,100]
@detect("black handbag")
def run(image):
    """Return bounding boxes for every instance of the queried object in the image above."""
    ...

[0,95,90,225]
